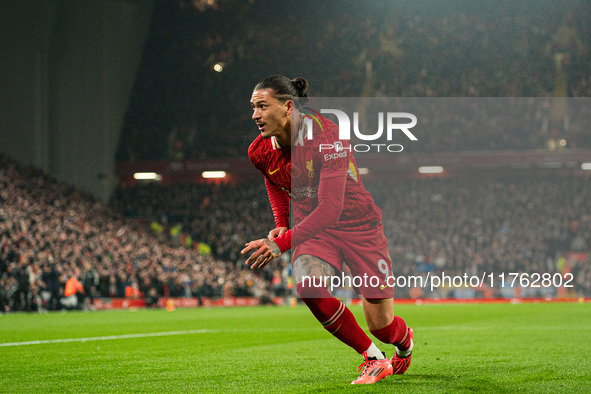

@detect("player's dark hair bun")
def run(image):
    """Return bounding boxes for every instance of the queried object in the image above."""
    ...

[291,78,309,98]
[254,75,310,107]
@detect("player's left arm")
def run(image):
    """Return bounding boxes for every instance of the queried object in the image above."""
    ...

[291,168,346,242]
[268,226,288,240]
[270,164,348,254]
[272,127,350,251]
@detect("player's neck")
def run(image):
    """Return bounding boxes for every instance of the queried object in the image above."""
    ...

[275,111,300,147]
[287,111,302,146]
[274,131,290,148]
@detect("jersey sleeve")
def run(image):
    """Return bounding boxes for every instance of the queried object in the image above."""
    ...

[273,165,347,253]
[265,177,290,229]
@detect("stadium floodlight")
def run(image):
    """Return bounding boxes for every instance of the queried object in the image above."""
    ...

[358,168,369,175]
[202,171,227,179]
[418,166,444,174]
[582,163,591,170]
[133,172,161,180]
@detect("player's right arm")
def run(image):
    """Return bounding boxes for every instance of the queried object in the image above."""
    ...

[245,135,289,266]
[264,176,290,239]
[241,174,286,269]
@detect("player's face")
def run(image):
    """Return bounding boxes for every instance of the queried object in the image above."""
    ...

[250,89,290,140]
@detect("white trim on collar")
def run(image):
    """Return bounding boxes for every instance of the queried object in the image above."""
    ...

[271,113,307,149]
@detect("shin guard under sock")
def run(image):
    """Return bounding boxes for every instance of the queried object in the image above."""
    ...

[370,316,411,351]
[297,283,372,354]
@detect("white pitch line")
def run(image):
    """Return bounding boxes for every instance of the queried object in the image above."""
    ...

[0,328,320,348]
[0,329,215,347]
[3,325,589,348]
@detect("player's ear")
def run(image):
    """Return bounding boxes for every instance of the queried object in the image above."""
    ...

[285,100,294,117]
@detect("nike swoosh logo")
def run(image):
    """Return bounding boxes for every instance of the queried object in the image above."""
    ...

[380,284,388,290]
[268,168,280,175]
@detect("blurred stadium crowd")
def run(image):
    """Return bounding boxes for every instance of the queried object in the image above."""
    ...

[0,156,282,312]
[116,0,590,160]
[373,175,591,298]
[2,153,590,312]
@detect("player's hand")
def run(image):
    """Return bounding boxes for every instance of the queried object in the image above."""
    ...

[267,227,288,240]
[241,238,282,269]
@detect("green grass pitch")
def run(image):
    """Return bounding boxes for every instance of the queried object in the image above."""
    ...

[1,302,590,392]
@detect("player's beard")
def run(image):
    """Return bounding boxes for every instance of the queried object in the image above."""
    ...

[260,124,278,139]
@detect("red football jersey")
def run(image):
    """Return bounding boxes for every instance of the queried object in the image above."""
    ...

[248,111,383,252]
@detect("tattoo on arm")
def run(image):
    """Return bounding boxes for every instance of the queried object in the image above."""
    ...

[265,239,281,256]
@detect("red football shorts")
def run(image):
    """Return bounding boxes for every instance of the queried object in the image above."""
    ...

[293,223,395,299]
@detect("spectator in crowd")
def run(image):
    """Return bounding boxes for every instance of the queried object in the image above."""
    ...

[61,270,84,310]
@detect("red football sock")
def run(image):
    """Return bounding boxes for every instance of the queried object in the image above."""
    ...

[297,283,372,354]
[370,316,411,351]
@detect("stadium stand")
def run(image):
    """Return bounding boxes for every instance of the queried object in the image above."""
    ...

[0,155,280,312]
[116,0,590,160]
[1,1,590,312]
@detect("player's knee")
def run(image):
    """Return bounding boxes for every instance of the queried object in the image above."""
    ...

[296,280,330,300]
